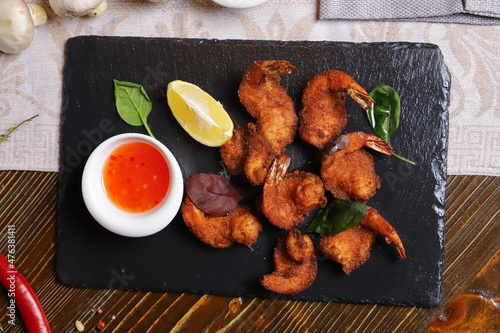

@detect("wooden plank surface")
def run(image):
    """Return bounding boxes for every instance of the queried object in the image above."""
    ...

[0,171,498,332]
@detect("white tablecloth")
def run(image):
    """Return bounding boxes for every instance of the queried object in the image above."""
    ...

[0,0,499,176]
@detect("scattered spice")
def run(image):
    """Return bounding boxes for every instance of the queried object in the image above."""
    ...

[91,307,96,312]
[111,315,116,320]
[75,320,85,332]
[97,308,103,314]
[97,321,106,330]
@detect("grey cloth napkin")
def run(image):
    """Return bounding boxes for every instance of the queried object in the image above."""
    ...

[320,0,500,25]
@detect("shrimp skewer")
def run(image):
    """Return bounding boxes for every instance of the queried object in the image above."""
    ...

[299,70,375,150]
[262,155,327,230]
[320,132,392,203]
[261,229,317,295]
[238,60,298,155]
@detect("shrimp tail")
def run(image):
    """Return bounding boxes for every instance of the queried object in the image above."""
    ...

[360,207,406,259]
[347,81,375,111]
[266,154,291,186]
[342,132,392,156]
[242,60,295,85]
[365,137,393,156]
[263,61,296,76]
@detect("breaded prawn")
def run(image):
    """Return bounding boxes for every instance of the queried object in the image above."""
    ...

[262,155,327,230]
[261,229,317,295]
[238,60,298,155]
[320,206,406,274]
[320,132,392,203]
[182,196,263,248]
[220,122,277,186]
[300,70,374,150]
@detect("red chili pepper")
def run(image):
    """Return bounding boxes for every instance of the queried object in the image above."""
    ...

[0,253,51,333]
[97,321,106,329]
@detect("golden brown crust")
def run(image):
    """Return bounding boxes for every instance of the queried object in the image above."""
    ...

[238,60,297,155]
[300,79,347,150]
[262,155,327,229]
[243,124,277,186]
[320,225,376,275]
[230,205,263,247]
[320,206,406,274]
[321,148,380,203]
[299,70,373,150]
[181,196,263,249]
[320,132,392,203]
[220,124,247,175]
[220,123,277,186]
[285,228,314,263]
[261,229,317,295]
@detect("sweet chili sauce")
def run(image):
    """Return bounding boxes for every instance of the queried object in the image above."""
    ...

[103,141,170,213]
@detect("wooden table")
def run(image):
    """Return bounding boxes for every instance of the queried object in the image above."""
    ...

[0,171,498,332]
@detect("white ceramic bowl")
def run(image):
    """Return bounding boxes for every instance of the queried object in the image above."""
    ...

[82,133,184,237]
[211,0,268,9]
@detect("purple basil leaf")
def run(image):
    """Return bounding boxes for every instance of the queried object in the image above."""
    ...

[186,173,250,217]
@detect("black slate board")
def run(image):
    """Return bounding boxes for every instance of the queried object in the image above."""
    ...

[57,36,450,307]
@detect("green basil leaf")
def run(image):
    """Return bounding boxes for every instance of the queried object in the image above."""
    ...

[367,85,401,144]
[366,85,415,165]
[302,198,368,236]
[114,79,155,138]
[302,208,331,235]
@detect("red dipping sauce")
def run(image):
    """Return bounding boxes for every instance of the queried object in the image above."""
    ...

[102,141,170,213]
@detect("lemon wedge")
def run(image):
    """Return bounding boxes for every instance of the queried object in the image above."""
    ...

[167,80,234,147]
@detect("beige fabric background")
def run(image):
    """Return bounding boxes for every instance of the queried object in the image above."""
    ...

[0,0,499,176]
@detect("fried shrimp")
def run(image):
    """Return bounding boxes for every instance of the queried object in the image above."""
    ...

[261,229,317,295]
[299,70,375,150]
[320,132,392,203]
[238,60,298,155]
[220,122,278,186]
[181,196,262,248]
[262,155,327,230]
[320,225,376,275]
[320,206,405,274]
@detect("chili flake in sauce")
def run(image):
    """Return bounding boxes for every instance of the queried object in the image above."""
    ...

[103,141,170,213]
